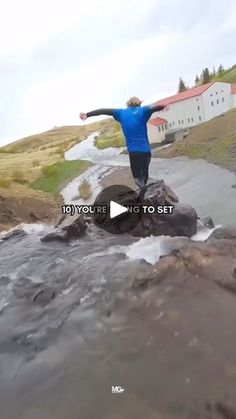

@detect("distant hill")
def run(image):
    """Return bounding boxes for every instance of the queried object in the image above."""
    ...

[215,65,236,83]
[179,64,236,92]
[1,118,115,154]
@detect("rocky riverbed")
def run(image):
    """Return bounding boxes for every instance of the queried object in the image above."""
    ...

[1,133,236,419]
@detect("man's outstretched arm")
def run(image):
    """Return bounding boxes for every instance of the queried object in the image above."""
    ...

[147,104,166,115]
[80,108,115,120]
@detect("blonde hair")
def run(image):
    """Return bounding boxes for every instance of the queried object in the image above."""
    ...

[126,96,142,107]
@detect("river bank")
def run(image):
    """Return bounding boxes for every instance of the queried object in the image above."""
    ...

[0,120,115,232]
[154,108,236,174]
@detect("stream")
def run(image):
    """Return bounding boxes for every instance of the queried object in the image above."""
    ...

[1,132,236,418]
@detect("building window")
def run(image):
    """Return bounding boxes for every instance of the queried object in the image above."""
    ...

[188,118,190,123]
[199,116,201,122]
[173,121,175,126]
[196,98,199,101]
[211,101,214,106]
[178,120,181,125]
[217,99,219,104]
[161,125,164,131]
[210,94,213,97]
[158,126,161,132]
[165,124,167,130]
[191,117,194,122]
[216,92,218,95]
[169,122,172,127]
[182,120,184,124]
[197,106,200,111]
[222,97,224,102]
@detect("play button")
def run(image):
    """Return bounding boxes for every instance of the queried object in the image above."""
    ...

[92,184,142,234]
[110,200,128,219]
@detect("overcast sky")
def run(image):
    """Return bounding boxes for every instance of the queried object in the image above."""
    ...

[0,0,235,145]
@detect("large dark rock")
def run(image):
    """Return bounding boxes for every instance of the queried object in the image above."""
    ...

[130,180,197,238]
[42,180,198,242]
[41,214,87,243]
[135,233,236,296]
[144,180,179,206]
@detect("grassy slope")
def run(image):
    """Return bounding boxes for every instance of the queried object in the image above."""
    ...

[0,119,114,230]
[95,121,125,149]
[0,119,113,189]
[215,65,236,83]
[156,108,236,172]
[31,160,92,193]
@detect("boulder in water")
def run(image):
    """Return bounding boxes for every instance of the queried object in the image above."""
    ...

[46,180,198,241]
[33,287,56,306]
[1,228,27,241]
[142,233,236,296]
[41,214,87,243]
[130,180,197,238]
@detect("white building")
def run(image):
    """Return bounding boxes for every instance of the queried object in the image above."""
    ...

[148,81,236,144]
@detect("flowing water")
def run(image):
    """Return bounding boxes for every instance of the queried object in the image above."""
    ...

[1,133,236,418]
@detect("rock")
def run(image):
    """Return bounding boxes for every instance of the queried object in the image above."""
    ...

[33,287,56,306]
[144,180,179,206]
[207,227,236,242]
[128,180,197,238]
[131,270,157,290]
[50,180,198,240]
[130,202,198,238]
[1,228,27,241]
[145,235,236,295]
[54,214,67,228]
[215,402,236,419]
[141,181,197,238]
[202,216,214,229]
[41,214,87,243]
[40,230,68,243]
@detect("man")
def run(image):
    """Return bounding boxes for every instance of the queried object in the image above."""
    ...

[80,96,166,198]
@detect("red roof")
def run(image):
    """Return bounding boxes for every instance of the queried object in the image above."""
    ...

[154,81,215,106]
[149,117,167,126]
[231,84,236,94]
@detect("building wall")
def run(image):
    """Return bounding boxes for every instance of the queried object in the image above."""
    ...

[202,82,232,120]
[151,95,205,131]
[147,123,167,144]
[232,94,236,108]
[148,82,234,144]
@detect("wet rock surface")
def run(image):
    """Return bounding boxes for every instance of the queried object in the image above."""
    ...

[129,228,236,296]
[215,402,236,419]
[41,214,87,242]
[0,227,27,241]
[33,288,56,306]
[49,180,198,240]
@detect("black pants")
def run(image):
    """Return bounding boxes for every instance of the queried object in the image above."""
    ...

[129,152,151,187]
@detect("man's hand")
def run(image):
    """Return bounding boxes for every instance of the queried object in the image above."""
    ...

[80,112,87,121]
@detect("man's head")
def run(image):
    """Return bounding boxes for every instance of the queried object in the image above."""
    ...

[126,97,142,107]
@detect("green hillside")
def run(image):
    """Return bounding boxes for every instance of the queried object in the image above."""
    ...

[216,65,236,83]
[156,108,236,173]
